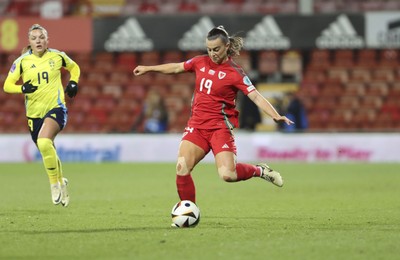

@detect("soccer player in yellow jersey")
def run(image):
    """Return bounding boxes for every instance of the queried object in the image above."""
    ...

[3,24,80,207]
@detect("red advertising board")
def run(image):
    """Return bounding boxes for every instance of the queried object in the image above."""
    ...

[0,17,92,53]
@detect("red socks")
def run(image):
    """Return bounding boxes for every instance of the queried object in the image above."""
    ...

[176,164,260,202]
[236,163,259,181]
[176,174,196,203]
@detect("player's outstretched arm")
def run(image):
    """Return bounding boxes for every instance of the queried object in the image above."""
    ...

[133,62,185,76]
[4,76,24,94]
[248,90,294,126]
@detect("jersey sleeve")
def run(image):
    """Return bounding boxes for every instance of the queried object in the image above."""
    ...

[235,71,256,96]
[3,57,23,94]
[60,51,80,83]
[183,55,202,72]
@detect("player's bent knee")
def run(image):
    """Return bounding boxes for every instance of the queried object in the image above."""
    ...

[176,156,189,176]
[37,138,53,154]
[218,166,237,182]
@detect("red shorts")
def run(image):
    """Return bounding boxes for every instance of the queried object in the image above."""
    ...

[182,127,237,155]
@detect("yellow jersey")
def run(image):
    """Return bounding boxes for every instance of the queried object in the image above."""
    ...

[3,48,80,118]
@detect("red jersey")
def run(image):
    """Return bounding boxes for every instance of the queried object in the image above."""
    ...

[183,55,256,130]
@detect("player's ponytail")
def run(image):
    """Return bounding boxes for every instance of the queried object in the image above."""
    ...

[21,45,31,54]
[227,36,244,57]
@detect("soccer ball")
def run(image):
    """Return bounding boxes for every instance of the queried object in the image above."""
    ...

[171,200,200,228]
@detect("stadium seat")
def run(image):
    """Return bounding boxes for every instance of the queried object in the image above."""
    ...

[66,109,87,132]
[0,86,9,103]
[307,110,330,130]
[297,95,314,113]
[379,49,399,68]
[124,84,148,101]
[138,51,161,65]
[333,49,354,68]
[372,68,394,82]
[86,71,108,84]
[314,0,337,13]
[280,50,302,82]
[360,96,383,110]
[338,95,360,110]
[108,111,138,133]
[164,94,185,113]
[380,96,400,124]
[5,0,37,16]
[137,0,160,13]
[360,0,385,11]
[327,67,349,83]
[185,51,205,60]
[313,96,336,112]
[319,83,343,98]
[109,71,130,85]
[328,109,353,130]
[240,0,262,13]
[72,52,92,67]
[343,81,366,95]
[153,73,176,85]
[171,82,192,99]
[94,52,114,62]
[356,49,377,68]
[174,72,195,85]
[297,88,319,111]
[2,97,24,114]
[257,50,280,82]
[308,49,331,70]
[302,68,326,84]
[102,84,123,98]
[389,82,400,97]
[162,50,184,63]
[131,72,154,86]
[372,113,394,130]
[353,109,377,129]
[116,53,137,72]
[367,81,389,97]
[349,68,371,82]
[69,95,93,113]
[178,0,199,12]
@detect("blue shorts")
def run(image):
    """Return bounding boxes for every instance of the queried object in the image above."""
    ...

[27,107,68,144]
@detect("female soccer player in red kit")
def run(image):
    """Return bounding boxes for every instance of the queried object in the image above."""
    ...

[133,26,293,205]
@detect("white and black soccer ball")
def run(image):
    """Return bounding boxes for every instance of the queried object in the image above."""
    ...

[171,200,200,228]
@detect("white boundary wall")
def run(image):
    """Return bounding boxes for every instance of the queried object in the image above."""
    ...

[0,133,399,163]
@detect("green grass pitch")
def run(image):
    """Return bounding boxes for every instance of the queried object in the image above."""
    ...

[0,162,399,259]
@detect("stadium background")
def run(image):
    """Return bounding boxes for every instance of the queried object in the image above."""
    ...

[1,0,400,163]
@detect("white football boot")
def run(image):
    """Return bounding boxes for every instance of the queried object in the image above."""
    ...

[61,178,70,207]
[50,183,62,205]
[257,163,284,187]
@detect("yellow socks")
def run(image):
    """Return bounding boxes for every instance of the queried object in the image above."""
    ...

[37,138,61,185]
[56,155,64,184]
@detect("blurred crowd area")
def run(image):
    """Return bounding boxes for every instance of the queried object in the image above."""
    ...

[1,0,400,17]
[1,49,400,134]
